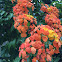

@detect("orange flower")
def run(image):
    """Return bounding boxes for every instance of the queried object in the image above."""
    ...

[54,49,60,54]
[32,57,38,62]
[57,32,61,38]
[40,54,46,62]
[24,19,28,26]
[37,49,42,55]
[53,41,59,49]
[21,59,25,62]
[42,36,48,42]
[43,30,49,36]
[49,49,54,56]
[25,47,31,53]
[17,0,22,3]
[20,43,25,49]
[18,19,23,24]
[49,44,53,50]
[58,41,61,47]
[40,6,47,12]
[31,47,36,54]
[21,27,26,33]
[17,25,22,31]
[59,26,62,32]
[30,36,35,41]
[11,0,15,3]
[45,4,49,8]
[19,51,22,58]
[32,6,35,11]
[46,54,51,61]
[25,38,30,43]
[46,48,49,53]
[30,41,35,46]
[14,22,19,29]
[19,49,23,57]
[37,30,41,35]
[22,51,27,58]
[33,41,42,49]
[34,33,41,41]
[24,43,30,48]
[42,48,45,53]
[21,33,27,37]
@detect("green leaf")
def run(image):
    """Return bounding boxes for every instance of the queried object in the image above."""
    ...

[51,58,54,62]
[20,37,26,43]
[54,57,60,62]
[3,12,8,17]
[45,42,48,48]
[7,13,13,19]
[27,22,30,27]
[0,16,2,19]
[6,39,16,50]
[27,58,30,62]
[48,41,52,45]
[13,56,21,62]
[0,16,3,22]
[4,18,9,21]
[10,25,14,32]
[0,11,5,15]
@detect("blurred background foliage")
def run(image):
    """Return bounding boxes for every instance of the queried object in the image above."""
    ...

[0,0,62,62]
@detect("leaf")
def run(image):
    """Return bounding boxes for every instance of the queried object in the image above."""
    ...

[20,37,26,43]
[27,58,30,62]
[6,39,16,51]
[10,25,14,32]
[7,13,13,19]
[13,56,21,62]
[0,11,5,15]
[3,12,8,17]
[51,58,54,62]
[54,57,60,62]
[27,22,30,27]
[45,42,48,48]
[0,16,3,22]
[5,18,9,21]
[0,16,3,19]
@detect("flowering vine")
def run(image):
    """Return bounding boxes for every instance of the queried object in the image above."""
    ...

[12,0,62,62]
[40,4,62,38]
[19,25,61,62]
[13,0,37,37]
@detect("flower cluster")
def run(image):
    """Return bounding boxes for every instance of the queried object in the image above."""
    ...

[40,4,59,17]
[19,25,61,62]
[45,13,62,34]
[13,14,37,37]
[12,0,62,62]
[40,4,62,38]
[45,13,62,38]
[13,0,37,37]
[13,0,34,16]
[45,13,61,26]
